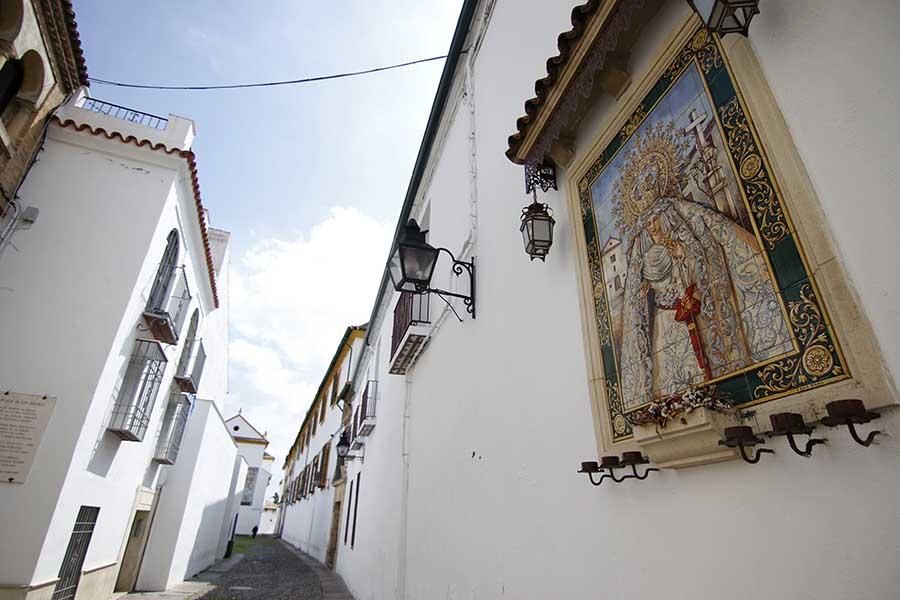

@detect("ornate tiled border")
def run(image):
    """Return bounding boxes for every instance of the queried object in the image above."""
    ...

[577,28,849,443]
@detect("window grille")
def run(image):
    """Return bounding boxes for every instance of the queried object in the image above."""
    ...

[108,340,167,441]
[52,506,100,600]
[153,391,192,464]
[174,334,206,394]
[147,230,179,313]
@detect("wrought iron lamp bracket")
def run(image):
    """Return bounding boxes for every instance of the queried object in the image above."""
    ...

[415,247,476,319]
[578,453,658,486]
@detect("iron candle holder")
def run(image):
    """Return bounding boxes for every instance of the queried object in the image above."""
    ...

[767,412,827,457]
[820,399,883,447]
[578,454,658,486]
[619,451,659,480]
[719,426,774,464]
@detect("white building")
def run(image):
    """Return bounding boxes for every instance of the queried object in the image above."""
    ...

[279,325,366,568]
[259,501,278,535]
[286,2,900,600]
[0,16,246,595]
[226,413,275,535]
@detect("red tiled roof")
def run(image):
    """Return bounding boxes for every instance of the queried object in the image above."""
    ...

[60,0,89,86]
[506,1,603,164]
[51,116,219,308]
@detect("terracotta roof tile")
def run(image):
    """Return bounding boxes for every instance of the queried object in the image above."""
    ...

[60,0,89,86]
[51,116,219,308]
[506,1,603,164]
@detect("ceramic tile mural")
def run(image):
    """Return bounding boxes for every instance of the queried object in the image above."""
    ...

[577,29,848,442]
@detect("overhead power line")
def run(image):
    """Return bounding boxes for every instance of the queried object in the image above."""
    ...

[88,54,449,91]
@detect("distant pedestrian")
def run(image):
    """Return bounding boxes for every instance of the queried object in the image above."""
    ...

[251,525,258,538]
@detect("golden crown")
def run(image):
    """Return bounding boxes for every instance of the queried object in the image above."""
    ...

[614,122,688,229]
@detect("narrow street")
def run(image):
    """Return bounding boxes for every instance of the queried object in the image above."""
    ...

[191,537,352,600]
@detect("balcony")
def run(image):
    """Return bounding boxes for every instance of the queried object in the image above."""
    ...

[389,292,431,375]
[173,339,206,393]
[350,406,364,451]
[81,98,169,130]
[358,380,377,437]
[153,392,192,465]
[108,340,167,441]
[143,268,192,345]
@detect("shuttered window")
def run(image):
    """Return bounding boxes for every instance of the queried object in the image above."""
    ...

[319,444,330,488]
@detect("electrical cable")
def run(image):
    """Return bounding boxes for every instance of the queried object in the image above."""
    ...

[88,54,449,91]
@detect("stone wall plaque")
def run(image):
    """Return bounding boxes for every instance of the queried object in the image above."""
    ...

[0,392,55,483]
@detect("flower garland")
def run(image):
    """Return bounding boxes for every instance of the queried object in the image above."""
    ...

[629,387,733,428]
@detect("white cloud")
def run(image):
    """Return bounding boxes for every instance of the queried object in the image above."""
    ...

[227,207,392,496]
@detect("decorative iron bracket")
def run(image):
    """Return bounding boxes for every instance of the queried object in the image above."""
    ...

[578,453,658,486]
[525,159,558,199]
[719,426,775,464]
[821,399,883,448]
[415,248,476,319]
[767,412,827,457]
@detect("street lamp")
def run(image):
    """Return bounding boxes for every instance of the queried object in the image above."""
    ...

[520,201,555,262]
[336,430,350,458]
[687,0,760,37]
[388,219,476,319]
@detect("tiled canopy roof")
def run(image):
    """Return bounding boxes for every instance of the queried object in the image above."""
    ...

[52,116,220,308]
[506,1,604,164]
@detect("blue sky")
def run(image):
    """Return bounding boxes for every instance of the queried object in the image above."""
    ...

[74,0,463,496]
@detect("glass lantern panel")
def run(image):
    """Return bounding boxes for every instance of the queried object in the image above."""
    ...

[400,245,438,286]
[692,0,717,22]
[533,218,553,248]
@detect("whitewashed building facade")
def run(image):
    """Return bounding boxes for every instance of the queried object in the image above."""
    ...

[279,326,366,567]
[287,2,900,600]
[226,413,275,535]
[0,80,246,598]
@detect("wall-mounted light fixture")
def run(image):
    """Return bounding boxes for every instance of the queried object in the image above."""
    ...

[578,452,658,486]
[520,160,557,261]
[767,412,827,458]
[388,219,476,319]
[720,426,774,464]
[336,430,350,459]
[686,0,760,37]
[821,399,883,448]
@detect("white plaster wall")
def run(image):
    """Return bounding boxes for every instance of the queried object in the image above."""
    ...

[0,109,225,591]
[198,229,230,412]
[137,400,239,590]
[342,2,900,599]
[280,341,362,562]
[235,440,268,535]
[334,335,407,600]
[259,508,278,535]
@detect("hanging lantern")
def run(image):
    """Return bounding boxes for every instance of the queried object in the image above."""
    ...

[388,219,440,293]
[520,200,556,262]
[687,0,760,37]
[336,430,350,458]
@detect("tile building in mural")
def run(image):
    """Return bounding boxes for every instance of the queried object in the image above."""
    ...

[277,2,900,600]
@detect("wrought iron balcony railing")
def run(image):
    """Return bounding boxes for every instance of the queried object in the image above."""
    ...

[358,380,377,437]
[143,267,192,345]
[81,98,169,130]
[390,292,431,374]
[174,338,206,394]
[108,340,167,441]
[153,391,192,465]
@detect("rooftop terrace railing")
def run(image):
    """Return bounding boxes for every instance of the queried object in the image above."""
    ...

[81,98,169,130]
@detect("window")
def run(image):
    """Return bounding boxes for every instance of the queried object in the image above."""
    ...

[143,230,192,344]
[108,340,167,442]
[319,444,330,488]
[310,456,319,493]
[344,481,353,545]
[174,310,205,394]
[320,389,329,422]
[241,467,258,506]
[311,406,318,436]
[52,506,100,600]
[330,369,340,406]
[153,390,192,464]
[351,472,360,548]
[0,58,23,118]
[614,275,621,291]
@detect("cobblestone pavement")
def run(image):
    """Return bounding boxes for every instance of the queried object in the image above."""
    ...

[190,536,340,600]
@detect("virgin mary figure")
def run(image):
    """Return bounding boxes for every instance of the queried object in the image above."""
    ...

[615,123,791,409]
